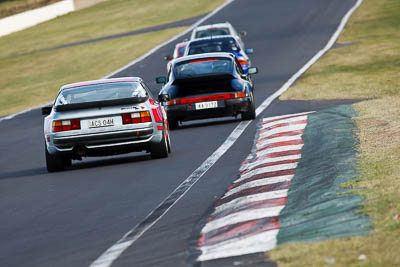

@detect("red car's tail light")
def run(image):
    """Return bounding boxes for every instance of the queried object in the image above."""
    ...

[53,119,81,132]
[165,92,247,106]
[122,111,152,124]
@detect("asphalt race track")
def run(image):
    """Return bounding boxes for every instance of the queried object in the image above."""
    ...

[0,0,357,266]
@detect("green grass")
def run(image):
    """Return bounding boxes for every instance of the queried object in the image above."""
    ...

[270,0,400,266]
[0,0,225,117]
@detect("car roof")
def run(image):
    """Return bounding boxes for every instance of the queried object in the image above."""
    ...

[61,77,142,91]
[194,22,232,31]
[171,52,235,65]
[187,35,238,44]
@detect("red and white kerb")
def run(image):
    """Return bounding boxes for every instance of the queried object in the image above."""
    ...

[197,112,312,261]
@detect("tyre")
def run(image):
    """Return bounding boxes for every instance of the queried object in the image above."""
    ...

[241,92,256,120]
[151,129,169,159]
[45,145,66,172]
[168,118,178,130]
[63,156,72,167]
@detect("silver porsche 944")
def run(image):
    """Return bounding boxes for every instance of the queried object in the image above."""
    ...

[42,77,171,172]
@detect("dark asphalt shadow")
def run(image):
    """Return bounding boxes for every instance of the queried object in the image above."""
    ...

[0,167,48,180]
[0,154,151,180]
[173,117,241,131]
[68,154,151,171]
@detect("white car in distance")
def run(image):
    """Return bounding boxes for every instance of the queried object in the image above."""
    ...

[190,22,246,48]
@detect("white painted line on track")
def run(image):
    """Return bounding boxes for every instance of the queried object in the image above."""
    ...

[214,190,289,214]
[259,124,308,138]
[199,229,280,261]
[255,145,303,158]
[262,115,308,129]
[90,0,364,265]
[258,134,303,144]
[261,111,314,123]
[256,135,303,148]
[202,205,285,234]
[224,175,294,198]
[236,163,298,181]
[240,154,301,172]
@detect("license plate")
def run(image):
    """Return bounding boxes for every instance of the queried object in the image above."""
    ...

[88,117,114,128]
[195,101,218,110]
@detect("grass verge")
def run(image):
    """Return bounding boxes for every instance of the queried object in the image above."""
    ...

[0,0,225,117]
[271,0,400,266]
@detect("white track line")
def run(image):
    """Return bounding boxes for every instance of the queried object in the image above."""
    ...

[90,0,364,265]
[261,111,314,123]
[256,135,303,148]
[261,115,308,129]
[240,154,301,172]
[199,229,280,261]
[214,190,289,215]
[255,145,303,158]
[202,205,285,234]
[259,124,307,139]
[236,163,298,182]
[224,175,294,198]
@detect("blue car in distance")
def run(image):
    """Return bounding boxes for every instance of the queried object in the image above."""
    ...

[183,35,254,73]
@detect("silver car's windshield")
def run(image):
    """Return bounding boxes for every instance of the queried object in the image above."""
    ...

[56,82,147,106]
[174,58,233,78]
